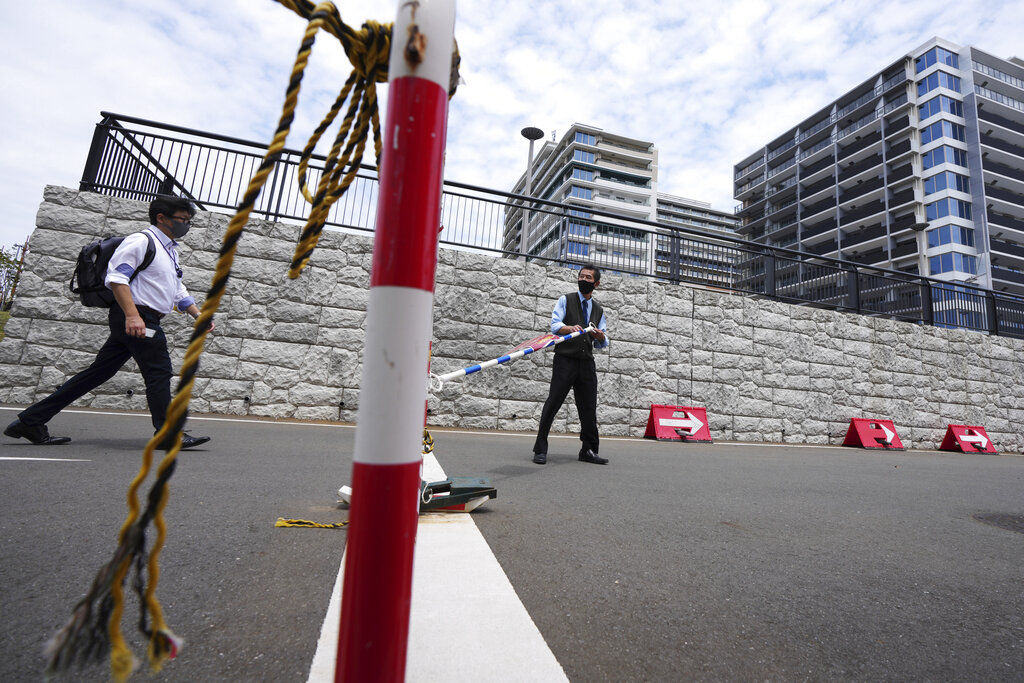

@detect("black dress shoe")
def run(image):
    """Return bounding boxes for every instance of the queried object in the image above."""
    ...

[578,448,608,465]
[159,431,211,450]
[532,452,547,465]
[4,419,71,445]
[181,433,211,449]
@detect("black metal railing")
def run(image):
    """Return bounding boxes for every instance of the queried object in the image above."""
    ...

[79,112,1024,337]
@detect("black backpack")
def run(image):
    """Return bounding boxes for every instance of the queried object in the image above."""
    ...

[70,232,157,307]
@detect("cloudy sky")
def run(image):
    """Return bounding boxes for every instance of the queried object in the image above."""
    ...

[1,0,1021,251]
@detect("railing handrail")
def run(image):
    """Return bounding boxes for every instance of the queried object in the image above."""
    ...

[79,111,1024,337]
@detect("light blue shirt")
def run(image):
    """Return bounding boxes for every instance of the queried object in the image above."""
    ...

[550,293,609,350]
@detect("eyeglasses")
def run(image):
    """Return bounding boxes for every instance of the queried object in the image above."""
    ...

[170,215,192,225]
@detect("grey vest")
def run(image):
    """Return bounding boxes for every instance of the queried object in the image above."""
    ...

[554,292,603,359]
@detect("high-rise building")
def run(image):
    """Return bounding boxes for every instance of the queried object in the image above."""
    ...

[505,123,740,278]
[733,38,1024,308]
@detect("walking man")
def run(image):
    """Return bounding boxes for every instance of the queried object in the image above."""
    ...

[533,263,609,465]
[4,196,211,449]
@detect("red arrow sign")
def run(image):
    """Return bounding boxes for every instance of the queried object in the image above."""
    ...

[842,417,905,450]
[939,424,997,453]
[644,405,712,442]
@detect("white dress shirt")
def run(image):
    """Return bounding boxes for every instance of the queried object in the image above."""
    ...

[104,226,195,315]
[550,293,609,349]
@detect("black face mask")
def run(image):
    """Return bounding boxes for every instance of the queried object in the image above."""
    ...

[170,219,190,239]
[578,279,595,295]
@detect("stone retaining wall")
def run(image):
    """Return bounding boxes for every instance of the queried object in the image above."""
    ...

[2,186,1022,452]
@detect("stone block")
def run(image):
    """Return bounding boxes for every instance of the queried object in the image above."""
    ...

[35,203,105,235]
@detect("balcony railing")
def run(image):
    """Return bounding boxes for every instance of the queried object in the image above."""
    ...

[973,61,1024,91]
[977,107,1024,136]
[78,111,1024,337]
[767,138,796,162]
[766,156,797,179]
[983,159,1024,184]
[881,71,908,93]
[836,90,879,119]
[796,117,832,144]
[986,185,1024,209]
[988,210,1024,233]
[980,133,1024,160]
[991,239,1024,258]
[838,153,883,182]
[976,86,1024,113]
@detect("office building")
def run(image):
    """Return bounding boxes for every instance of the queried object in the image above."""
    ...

[733,38,1024,309]
[504,123,740,279]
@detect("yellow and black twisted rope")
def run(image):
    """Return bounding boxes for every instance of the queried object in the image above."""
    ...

[291,17,390,278]
[43,2,445,680]
[275,517,349,529]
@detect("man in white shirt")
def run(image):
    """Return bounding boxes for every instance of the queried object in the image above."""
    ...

[5,196,211,449]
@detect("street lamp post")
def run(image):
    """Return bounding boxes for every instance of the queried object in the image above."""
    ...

[910,222,929,277]
[910,221,933,325]
[520,126,544,259]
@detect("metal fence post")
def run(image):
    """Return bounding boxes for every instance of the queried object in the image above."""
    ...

[670,231,681,284]
[80,115,114,192]
[846,266,860,312]
[764,251,776,297]
[986,291,999,335]
[920,279,933,326]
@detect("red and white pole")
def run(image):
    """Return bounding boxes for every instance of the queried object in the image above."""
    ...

[336,1,455,681]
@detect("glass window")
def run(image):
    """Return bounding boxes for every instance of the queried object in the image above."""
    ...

[574,132,596,145]
[568,209,591,218]
[922,145,968,170]
[921,120,966,145]
[916,70,961,96]
[918,95,964,120]
[929,252,975,275]
[568,221,590,237]
[573,150,595,164]
[572,168,594,182]
[568,186,592,200]
[915,47,960,73]
[566,241,589,256]
[925,197,973,221]
[924,171,970,195]
[927,223,975,247]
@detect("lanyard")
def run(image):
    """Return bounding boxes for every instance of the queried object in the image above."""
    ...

[148,227,182,278]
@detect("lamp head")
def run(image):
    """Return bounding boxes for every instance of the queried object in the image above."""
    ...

[521,126,544,141]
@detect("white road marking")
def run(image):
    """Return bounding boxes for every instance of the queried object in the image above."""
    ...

[0,456,90,462]
[307,451,568,683]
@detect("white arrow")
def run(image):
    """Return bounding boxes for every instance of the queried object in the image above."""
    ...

[960,430,988,449]
[660,411,704,436]
[872,423,895,443]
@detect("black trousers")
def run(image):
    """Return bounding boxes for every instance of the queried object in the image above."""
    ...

[533,353,599,455]
[19,305,173,432]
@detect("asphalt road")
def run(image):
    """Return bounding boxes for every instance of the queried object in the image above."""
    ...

[2,406,1023,682]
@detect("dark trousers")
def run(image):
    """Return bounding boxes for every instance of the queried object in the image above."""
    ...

[19,305,173,432]
[533,353,599,455]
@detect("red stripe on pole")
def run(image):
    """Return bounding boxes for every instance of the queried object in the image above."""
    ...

[336,460,421,682]
[370,76,449,292]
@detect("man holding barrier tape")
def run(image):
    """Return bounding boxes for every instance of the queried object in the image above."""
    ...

[532,263,609,465]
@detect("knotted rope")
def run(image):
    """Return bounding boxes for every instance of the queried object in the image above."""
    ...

[45,3,459,680]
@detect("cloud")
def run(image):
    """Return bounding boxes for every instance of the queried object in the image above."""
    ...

[1,0,1022,254]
